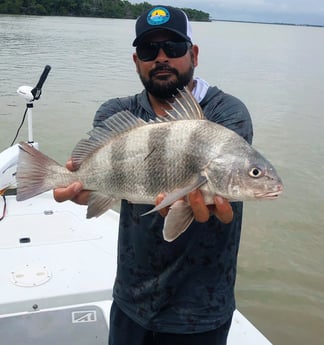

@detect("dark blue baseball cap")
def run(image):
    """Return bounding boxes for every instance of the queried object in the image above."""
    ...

[133,6,193,46]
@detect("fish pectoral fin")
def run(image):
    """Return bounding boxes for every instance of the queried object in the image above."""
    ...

[163,200,194,242]
[142,175,207,216]
[86,192,116,218]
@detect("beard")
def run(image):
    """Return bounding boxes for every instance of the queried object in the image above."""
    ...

[139,61,195,100]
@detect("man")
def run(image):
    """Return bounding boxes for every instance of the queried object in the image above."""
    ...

[54,5,253,345]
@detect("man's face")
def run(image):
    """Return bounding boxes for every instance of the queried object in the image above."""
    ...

[133,31,198,99]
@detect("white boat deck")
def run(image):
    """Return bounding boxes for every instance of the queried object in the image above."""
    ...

[0,192,271,344]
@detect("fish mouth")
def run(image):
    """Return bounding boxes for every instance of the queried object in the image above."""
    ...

[254,185,284,200]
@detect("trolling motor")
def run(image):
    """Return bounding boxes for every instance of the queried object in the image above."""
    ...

[17,65,51,143]
[0,65,51,194]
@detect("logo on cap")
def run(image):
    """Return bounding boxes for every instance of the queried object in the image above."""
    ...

[147,7,170,26]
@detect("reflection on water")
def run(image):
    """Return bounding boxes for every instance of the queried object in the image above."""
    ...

[0,15,323,345]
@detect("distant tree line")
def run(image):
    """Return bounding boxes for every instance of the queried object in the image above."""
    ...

[0,0,210,21]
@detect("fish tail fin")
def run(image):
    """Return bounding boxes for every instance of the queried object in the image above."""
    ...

[16,142,73,201]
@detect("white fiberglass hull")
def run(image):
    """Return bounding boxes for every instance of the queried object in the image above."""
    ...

[0,192,271,344]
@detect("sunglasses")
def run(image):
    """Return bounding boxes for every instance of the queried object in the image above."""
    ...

[136,41,192,62]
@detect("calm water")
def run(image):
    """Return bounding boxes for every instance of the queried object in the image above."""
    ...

[0,15,323,345]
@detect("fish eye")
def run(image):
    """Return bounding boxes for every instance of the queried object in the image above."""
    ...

[249,167,263,178]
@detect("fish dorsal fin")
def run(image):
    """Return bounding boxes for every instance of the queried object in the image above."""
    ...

[71,110,147,168]
[71,89,204,168]
[89,110,147,141]
[164,87,206,120]
[100,110,148,135]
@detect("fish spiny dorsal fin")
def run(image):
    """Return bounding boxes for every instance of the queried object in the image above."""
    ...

[71,90,205,168]
[71,110,147,168]
[164,87,206,120]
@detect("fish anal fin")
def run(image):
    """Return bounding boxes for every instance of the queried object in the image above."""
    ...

[86,192,116,218]
[163,200,194,242]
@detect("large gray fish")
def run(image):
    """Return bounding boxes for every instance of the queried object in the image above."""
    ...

[16,88,283,241]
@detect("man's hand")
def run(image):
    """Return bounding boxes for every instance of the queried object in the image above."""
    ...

[156,190,233,224]
[53,160,90,205]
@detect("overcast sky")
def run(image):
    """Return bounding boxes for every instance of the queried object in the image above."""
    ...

[129,0,324,26]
